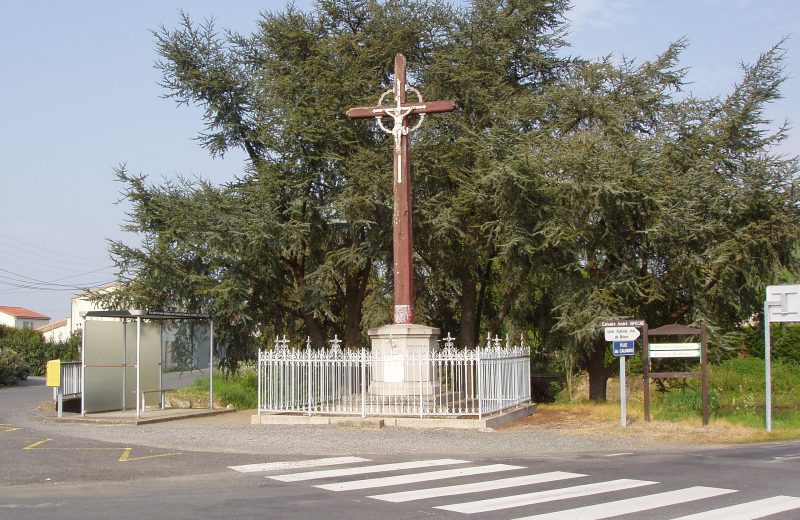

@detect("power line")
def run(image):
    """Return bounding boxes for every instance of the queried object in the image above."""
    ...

[0,231,113,263]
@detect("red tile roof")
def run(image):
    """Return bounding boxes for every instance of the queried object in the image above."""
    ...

[36,318,68,332]
[0,306,51,320]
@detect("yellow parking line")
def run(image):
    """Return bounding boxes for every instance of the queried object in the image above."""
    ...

[3,427,21,432]
[24,438,52,450]
[118,448,180,462]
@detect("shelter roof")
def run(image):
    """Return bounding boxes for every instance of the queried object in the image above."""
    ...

[81,309,210,320]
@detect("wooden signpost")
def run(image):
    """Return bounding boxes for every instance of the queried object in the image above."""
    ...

[643,323,709,426]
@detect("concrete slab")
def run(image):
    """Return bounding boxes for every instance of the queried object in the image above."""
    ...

[55,407,237,425]
[251,403,536,430]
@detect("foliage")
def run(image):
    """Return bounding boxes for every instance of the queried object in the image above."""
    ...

[104,1,799,402]
[648,357,800,427]
[520,41,800,400]
[188,362,258,409]
[0,325,80,376]
[741,323,800,364]
[0,347,22,386]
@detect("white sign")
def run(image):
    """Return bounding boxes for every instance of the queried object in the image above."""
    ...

[604,327,640,342]
[649,342,700,358]
[766,285,800,323]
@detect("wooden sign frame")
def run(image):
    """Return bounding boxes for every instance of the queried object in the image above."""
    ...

[643,323,709,425]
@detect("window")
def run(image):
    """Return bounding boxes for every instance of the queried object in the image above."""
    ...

[22,321,33,329]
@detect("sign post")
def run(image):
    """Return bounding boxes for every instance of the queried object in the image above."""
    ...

[603,320,644,428]
[764,285,800,432]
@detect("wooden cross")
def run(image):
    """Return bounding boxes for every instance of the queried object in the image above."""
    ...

[347,54,456,325]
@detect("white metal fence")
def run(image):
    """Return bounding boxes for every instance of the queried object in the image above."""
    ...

[258,339,530,419]
[60,361,82,397]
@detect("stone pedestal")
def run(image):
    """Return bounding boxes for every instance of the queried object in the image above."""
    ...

[368,323,440,396]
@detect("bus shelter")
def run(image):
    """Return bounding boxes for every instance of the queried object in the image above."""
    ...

[80,310,214,418]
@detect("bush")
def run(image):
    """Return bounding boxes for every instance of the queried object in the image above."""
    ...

[0,327,80,376]
[742,323,800,364]
[0,347,22,386]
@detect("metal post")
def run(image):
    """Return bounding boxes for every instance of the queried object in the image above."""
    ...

[136,316,141,419]
[257,349,262,416]
[122,319,127,411]
[361,349,366,418]
[307,346,312,417]
[701,324,709,426]
[620,355,627,427]
[642,322,650,422]
[209,320,214,410]
[764,301,772,432]
[81,316,86,417]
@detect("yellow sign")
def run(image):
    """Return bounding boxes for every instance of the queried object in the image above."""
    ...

[46,359,61,387]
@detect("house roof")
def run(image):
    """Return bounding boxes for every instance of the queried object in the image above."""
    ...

[0,306,50,320]
[71,282,123,300]
[36,318,69,333]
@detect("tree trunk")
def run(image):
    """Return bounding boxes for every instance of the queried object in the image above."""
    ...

[302,311,326,348]
[460,266,478,347]
[343,264,370,348]
[586,337,613,402]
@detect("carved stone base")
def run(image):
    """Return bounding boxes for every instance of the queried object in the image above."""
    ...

[368,323,440,397]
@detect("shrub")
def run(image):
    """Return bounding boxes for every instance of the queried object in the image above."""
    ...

[0,347,22,386]
[742,323,800,364]
[0,328,80,376]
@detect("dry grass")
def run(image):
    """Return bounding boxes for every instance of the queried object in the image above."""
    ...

[506,403,800,446]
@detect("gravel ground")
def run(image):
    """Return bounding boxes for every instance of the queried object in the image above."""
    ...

[3,379,734,458]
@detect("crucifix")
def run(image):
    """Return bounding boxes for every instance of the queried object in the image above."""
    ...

[347,54,456,325]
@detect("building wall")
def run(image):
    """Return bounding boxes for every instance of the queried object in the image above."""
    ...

[0,313,48,330]
[70,285,120,333]
[39,319,71,342]
[0,313,15,328]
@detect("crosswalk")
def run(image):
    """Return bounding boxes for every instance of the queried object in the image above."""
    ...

[228,456,800,519]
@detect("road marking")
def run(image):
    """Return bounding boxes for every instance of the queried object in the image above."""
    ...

[318,464,523,492]
[23,439,126,451]
[511,486,736,520]
[118,448,181,462]
[436,479,658,514]
[370,471,587,503]
[3,427,21,432]
[23,439,52,450]
[604,453,633,457]
[229,457,370,473]
[270,459,469,482]
[668,495,800,519]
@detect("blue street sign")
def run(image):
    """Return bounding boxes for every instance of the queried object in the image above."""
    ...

[612,340,635,357]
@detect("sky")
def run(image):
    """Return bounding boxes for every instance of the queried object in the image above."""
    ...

[1,0,799,322]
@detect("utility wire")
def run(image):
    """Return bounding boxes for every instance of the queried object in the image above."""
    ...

[0,231,111,263]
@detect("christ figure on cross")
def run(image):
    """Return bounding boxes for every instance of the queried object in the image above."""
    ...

[347,54,455,325]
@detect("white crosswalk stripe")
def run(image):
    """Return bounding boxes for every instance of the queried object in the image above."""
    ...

[435,478,658,514]
[228,456,370,473]
[668,495,800,520]
[231,456,799,519]
[317,463,523,491]
[510,486,736,520]
[369,471,587,503]
[269,458,469,482]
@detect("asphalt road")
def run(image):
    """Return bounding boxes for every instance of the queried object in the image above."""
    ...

[1,379,799,520]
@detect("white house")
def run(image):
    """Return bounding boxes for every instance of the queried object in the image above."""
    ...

[70,283,121,333]
[0,306,50,330]
[36,318,71,342]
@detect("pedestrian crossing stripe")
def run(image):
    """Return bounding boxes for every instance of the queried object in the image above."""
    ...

[229,456,370,473]
[511,486,736,520]
[436,479,658,514]
[316,464,523,492]
[667,495,800,520]
[269,458,469,482]
[369,471,587,503]
[233,456,800,519]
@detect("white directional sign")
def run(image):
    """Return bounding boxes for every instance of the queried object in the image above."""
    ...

[649,342,701,358]
[604,327,640,342]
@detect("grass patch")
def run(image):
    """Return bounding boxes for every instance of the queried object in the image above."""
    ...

[172,362,258,410]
